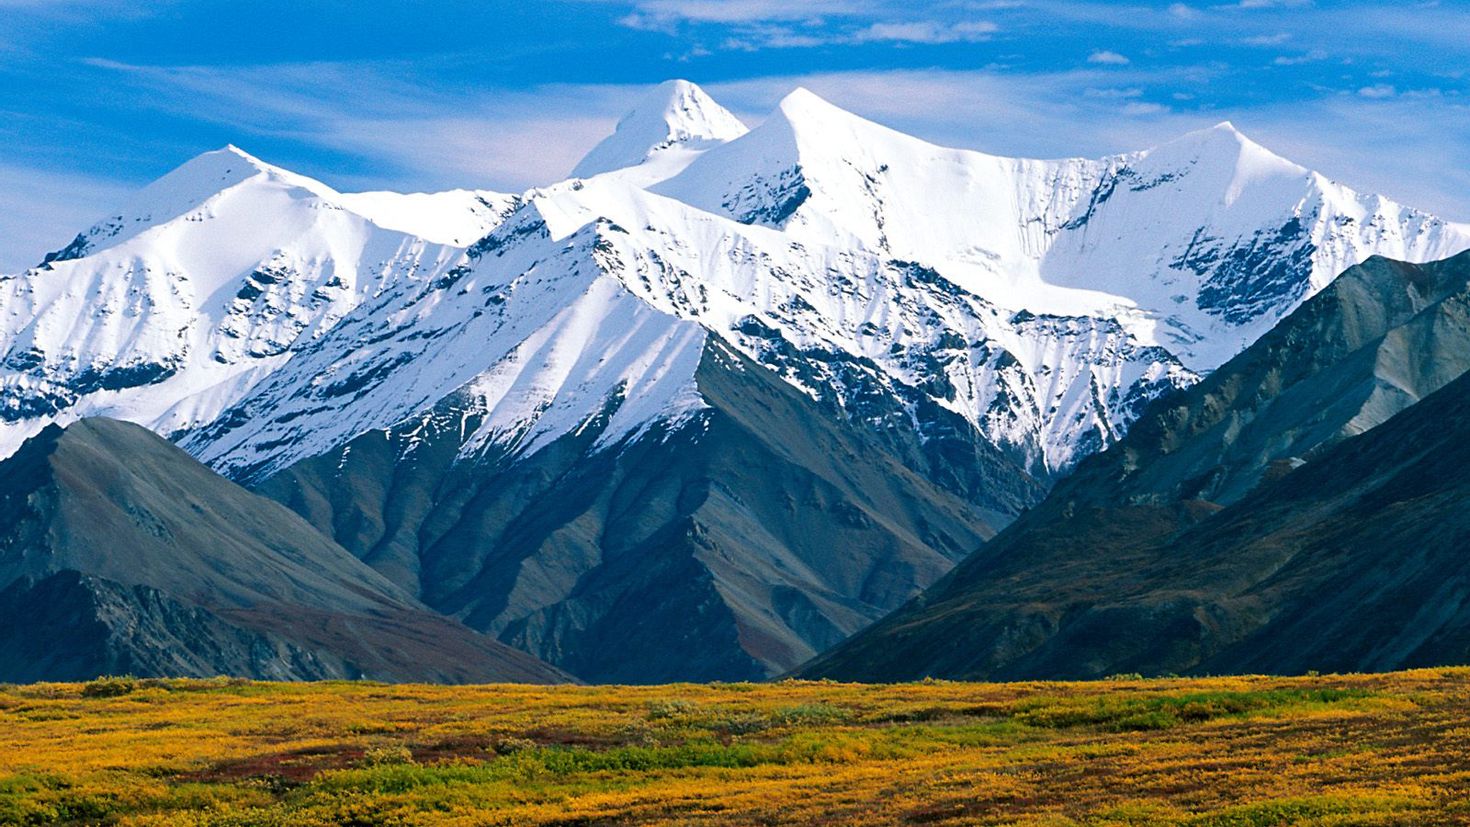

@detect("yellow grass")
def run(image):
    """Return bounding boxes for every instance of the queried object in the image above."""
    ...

[3,669,1470,824]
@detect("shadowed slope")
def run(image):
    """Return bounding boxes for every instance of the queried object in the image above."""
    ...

[0,418,568,684]
[803,250,1470,681]
[260,340,1040,682]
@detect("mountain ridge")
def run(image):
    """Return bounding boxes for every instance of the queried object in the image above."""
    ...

[800,248,1470,681]
[256,338,1039,681]
[5,81,1467,480]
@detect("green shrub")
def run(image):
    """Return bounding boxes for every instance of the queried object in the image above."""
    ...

[490,736,538,756]
[771,703,851,726]
[359,745,415,767]
[647,699,698,719]
[1016,688,1367,732]
[713,712,770,735]
[81,676,138,698]
[616,720,657,747]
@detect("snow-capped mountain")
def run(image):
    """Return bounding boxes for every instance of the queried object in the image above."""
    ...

[4,79,1468,679]
[14,82,1460,477]
[571,79,749,183]
[0,146,517,456]
[652,90,1470,466]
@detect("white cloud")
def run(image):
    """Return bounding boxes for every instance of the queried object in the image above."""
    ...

[1084,86,1145,99]
[1123,101,1169,115]
[1358,84,1396,99]
[851,20,997,43]
[1088,50,1131,65]
[615,12,678,32]
[1272,49,1325,65]
[612,0,871,26]
[610,1,999,49]
[1222,0,1312,8]
[1241,32,1291,45]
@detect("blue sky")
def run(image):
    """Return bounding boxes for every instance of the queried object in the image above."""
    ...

[0,0,1466,270]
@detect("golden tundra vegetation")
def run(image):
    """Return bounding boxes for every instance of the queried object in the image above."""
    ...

[4,669,1470,825]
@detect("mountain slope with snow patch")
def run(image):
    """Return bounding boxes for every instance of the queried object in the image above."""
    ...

[3,80,1470,680]
[0,146,514,457]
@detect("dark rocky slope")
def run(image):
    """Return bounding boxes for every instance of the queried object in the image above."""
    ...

[260,340,1043,682]
[0,418,568,684]
[803,250,1470,680]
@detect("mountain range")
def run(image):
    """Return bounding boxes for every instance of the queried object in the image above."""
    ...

[2,79,1469,682]
[803,249,1470,680]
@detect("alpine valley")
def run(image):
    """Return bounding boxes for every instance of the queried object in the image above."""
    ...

[3,80,1469,683]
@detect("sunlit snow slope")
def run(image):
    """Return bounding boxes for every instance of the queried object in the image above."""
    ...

[3,81,1468,479]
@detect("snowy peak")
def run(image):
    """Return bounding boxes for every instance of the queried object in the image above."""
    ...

[772,86,884,133]
[776,86,845,119]
[571,79,748,179]
[42,144,518,264]
[751,86,938,164]
[1138,120,1307,181]
[40,145,338,264]
[649,79,747,143]
[0,142,487,460]
[139,144,336,208]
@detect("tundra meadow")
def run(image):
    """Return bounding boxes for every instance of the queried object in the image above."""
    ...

[4,670,1470,825]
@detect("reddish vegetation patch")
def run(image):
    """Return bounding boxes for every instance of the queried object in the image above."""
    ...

[182,743,365,784]
[522,727,625,749]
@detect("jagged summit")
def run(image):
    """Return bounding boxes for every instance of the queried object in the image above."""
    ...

[570,79,748,179]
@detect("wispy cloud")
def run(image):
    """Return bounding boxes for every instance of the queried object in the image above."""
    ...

[604,0,1001,50]
[1272,50,1325,66]
[0,162,132,272]
[851,20,997,44]
[1088,50,1131,65]
[79,59,627,192]
[611,0,873,25]
[1240,32,1290,46]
